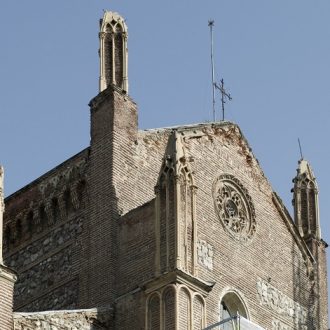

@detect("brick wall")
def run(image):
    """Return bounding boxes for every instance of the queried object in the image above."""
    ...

[107,121,327,329]
[174,123,320,329]
[87,85,138,307]
[3,84,328,330]
[0,265,16,330]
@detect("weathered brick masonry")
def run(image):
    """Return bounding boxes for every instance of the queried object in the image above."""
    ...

[0,10,328,330]
[0,265,16,329]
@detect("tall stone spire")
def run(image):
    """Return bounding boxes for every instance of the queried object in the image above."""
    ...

[292,159,321,240]
[293,160,329,329]
[99,11,128,93]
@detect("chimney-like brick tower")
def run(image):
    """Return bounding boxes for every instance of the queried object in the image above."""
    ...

[85,11,138,308]
[0,167,17,329]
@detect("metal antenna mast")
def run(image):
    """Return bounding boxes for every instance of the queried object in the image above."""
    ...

[208,20,216,121]
[298,138,304,160]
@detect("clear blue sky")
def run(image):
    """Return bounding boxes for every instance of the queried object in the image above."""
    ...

[1,0,330,317]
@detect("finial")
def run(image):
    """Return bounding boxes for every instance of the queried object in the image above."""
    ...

[214,79,232,121]
[298,138,304,161]
[99,11,128,93]
[208,20,216,121]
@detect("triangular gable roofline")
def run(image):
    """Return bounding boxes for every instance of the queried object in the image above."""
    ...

[150,121,317,267]
[144,121,257,165]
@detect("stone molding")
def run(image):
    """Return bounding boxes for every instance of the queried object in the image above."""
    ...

[0,264,17,283]
[219,286,251,321]
[145,283,206,330]
[142,269,215,297]
[89,84,135,111]
[213,174,256,243]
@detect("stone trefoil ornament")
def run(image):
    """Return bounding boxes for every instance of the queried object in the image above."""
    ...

[213,174,256,242]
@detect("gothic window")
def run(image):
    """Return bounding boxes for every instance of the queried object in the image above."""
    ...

[64,189,73,215]
[52,198,60,223]
[26,211,34,236]
[213,174,256,242]
[220,302,235,330]
[39,205,47,227]
[106,23,112,32]
[99,12,128,93]
[104,33,113,84]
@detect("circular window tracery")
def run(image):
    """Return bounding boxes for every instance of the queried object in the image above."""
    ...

[213,174,256,242]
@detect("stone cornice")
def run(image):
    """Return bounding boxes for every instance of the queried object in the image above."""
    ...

[89,85,135,111]
[5,148,89,204]
[0,264,17,283]
[142,269,215,297]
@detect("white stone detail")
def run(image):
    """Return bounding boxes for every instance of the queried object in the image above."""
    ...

[13,307,111,330]
[197,239,213,270]
[257,278,307,329]
[272,319,292,330]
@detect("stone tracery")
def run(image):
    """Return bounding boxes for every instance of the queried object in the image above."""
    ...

[213,174,256,242]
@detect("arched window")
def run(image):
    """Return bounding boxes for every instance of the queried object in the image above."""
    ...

[220,301,235,330]
[63,189,73,215]
[220,291,248,330]
[26,211,34,236]
[147,293,160,330]
[52,198,60,223]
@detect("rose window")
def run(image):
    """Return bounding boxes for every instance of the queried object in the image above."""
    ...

[213,174,256,242]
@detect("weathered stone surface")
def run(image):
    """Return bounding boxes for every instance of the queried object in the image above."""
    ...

[6,218,82,270]
[18,278,79,312]
[13,307,112,330]
[14,247,73,306]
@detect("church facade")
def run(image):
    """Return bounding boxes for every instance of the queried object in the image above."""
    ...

[0,11,328,330]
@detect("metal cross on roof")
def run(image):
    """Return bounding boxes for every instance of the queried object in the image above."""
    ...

[214,79,232,121]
